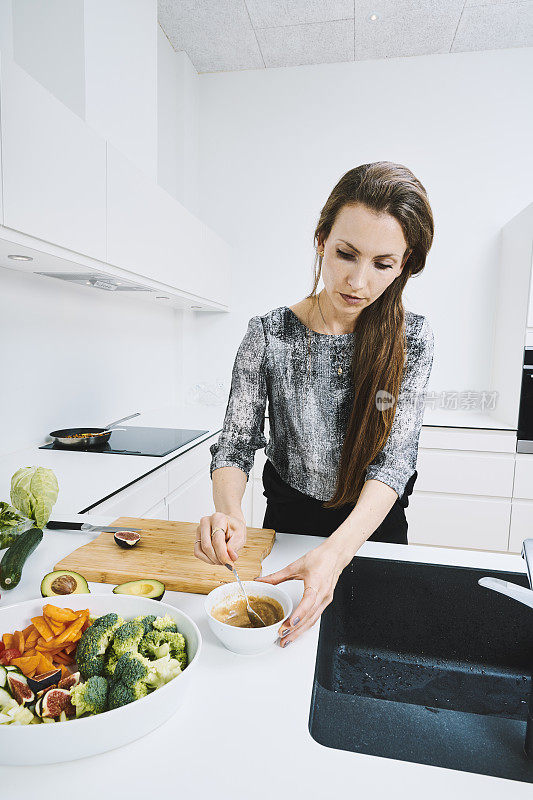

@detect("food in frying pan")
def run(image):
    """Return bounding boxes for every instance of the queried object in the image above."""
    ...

[62,432,108,439]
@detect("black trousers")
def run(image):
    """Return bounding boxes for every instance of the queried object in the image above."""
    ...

[262,458,417,544]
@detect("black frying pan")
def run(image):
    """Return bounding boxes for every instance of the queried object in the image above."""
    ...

[48,413,140,449]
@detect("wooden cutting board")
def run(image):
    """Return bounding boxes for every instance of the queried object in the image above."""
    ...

[54,517,276,595]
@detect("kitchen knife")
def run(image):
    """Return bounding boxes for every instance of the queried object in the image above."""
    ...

[46,521,141,533]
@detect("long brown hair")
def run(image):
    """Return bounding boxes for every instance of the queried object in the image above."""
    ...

[308,162,434,509]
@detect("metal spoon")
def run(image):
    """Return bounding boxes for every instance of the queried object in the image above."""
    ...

[225,563,266,627]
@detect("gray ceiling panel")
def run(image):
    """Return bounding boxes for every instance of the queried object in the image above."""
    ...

[245,0,354,27]
[453,2,533,51]
[353,0,464,60]
[256,19,355,68]
[157,0,533,72]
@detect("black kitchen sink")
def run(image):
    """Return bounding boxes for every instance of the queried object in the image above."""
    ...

[309,557,533,783]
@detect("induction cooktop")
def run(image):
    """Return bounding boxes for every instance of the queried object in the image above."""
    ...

[39,426,209,457]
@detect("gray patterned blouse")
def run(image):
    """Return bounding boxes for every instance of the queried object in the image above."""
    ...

[209,305,434,501]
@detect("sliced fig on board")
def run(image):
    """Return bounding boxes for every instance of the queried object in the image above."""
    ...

[114,530,141,549]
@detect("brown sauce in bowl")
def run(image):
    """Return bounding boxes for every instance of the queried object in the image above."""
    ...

[211,594,285,628]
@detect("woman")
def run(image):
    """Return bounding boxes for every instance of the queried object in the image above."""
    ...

[195,162,435,648]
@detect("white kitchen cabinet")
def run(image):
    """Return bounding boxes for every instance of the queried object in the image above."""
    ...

[201,224,232,308]
[252,479,267,528]
[415,450,515,497]
[508,500,533,553]
[419,426,516,453]
[0,55,3,227]
[0,54,106,260]
[241,479,253,527]
[84,469,168,519]
[167,438,215,494]
[409,427,516,550]
[512,455,533,500]
[106,144,230,307]
[407,493,511,551]
[166,435,254,527]
[142,499,168,521]
[167,469,214,524]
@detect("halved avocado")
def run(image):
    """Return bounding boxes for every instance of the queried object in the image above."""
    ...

[112,578,165,601]
[41,570,90,597]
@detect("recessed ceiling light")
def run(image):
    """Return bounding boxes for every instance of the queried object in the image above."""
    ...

[191,305,202,309]
[8,254,33,261]
[368,13,379,21]
[156,296,170,300]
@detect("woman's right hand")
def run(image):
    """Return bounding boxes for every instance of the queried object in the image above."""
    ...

[194,511,247,566]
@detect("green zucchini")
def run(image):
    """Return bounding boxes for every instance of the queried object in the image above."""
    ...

[0,527,43,590]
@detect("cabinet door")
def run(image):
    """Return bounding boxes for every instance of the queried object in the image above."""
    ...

[509,500,533,553]
[407,493,510,551]
[167,470,215,525]
[252,480,267,529]
[242,478,253,527]
[0,55,106,260]
[416,450,514,497]
[513,455,533,500]
[142,499,168,521]
[106,144,229,306]
[84,470,168,519]
[202,225,231,307]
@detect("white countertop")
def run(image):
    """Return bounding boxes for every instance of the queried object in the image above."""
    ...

[422,408,515,430]
[0,522,531,799]
[0,405,225,515]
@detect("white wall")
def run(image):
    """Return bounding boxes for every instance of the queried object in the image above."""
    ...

[157,28,200,214]
[84,0,158,179]
[189,48,533,413]
[0,267,183,457]
[11,0,85,119]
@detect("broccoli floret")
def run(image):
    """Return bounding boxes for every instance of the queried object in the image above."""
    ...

[145,655,182,689]
[111,620,144,658]
[152,614,178,633]
[102,648,120,679]
[108,681,148,709]
[108,652,149,709]
[139,629,187,670]
[70,676,108,717]
[76,613,124,679]
[132,614,157,635]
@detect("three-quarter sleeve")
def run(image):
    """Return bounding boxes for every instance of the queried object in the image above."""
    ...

[364,315,434,498]
[209,315,268,481]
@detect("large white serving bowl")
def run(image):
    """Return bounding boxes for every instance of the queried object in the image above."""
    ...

[0,593,201,765]
[205,580,292,655]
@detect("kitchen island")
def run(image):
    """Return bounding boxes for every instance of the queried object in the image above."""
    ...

[0,523,531,799]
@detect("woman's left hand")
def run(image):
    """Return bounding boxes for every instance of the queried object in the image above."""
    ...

[256,541,347,647]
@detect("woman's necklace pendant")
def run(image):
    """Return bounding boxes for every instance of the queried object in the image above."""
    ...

[337,366,343,376]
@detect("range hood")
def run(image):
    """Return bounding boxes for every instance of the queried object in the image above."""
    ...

[34,272,151,292]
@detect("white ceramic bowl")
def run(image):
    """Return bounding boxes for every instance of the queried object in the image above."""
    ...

[0,593,201,765]
[205,581,292,655]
